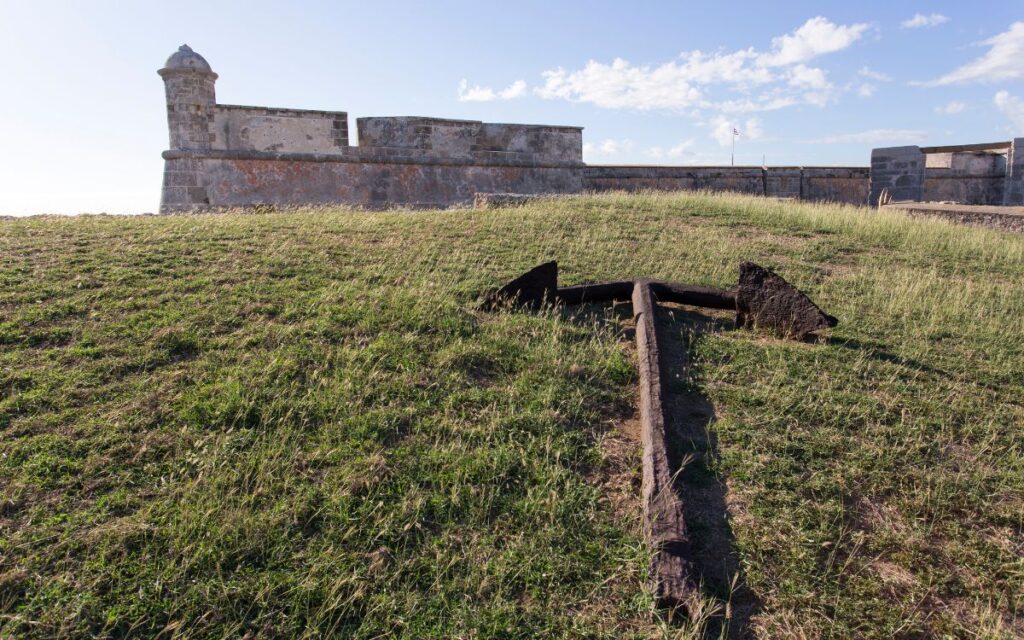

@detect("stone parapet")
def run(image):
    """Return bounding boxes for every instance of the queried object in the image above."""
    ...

[582,166,869,204]
[212,105,349,154]
[163,147,584,169]
[356,117,583,164]
[869,146,926,205]
[159,153,584,212]
[1004,138,1024,206]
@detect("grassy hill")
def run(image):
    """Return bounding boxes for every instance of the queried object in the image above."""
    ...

[1,193,1022,638]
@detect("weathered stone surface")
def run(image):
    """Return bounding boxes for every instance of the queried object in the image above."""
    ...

[212,105,348,155]
[483,261,558,310]
[160,152,584,212]
[158,45,217,152]
[157,46,1019,215]
[920,150,1008,205]
[801,167,871,204]
[869,146,925,206]
[1004,138,1024,206]
[357,117,583,164]
[582,166,870,205]
[870,142,1024,207]
[157,47,586,213]
[736,262,838,339]
[583,166,766,196]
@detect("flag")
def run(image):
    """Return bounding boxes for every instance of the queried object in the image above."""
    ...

[733,128,740,137]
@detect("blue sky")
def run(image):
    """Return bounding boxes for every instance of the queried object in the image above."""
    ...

[1,0,1022,214]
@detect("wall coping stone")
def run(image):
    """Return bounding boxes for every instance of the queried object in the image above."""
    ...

[163,148,585,169]
[357,116,583,132]
[216,103,349,117]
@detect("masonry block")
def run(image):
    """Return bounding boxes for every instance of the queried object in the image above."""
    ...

[870,146,925,205]
[1004,138,1024,206]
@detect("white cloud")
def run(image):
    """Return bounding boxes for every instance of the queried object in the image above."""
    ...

[457,78,528,102]
[784,64,835,106]
[715,95,797,113]
[498,80,528,99]
[809,129,928,144]
[536,59,706,110]
[901,13,949,29]
[858,83,876,98]
[676,49,774,85]
[858,66,891,81]
[934,100,967,115]
[920,22,1024,86]
[647,139,719,164]
[788,64,830,89]
[759,16,869,67]
[534,16,864,112]
[583,138,634,160]
[710,116,763,147]
[600,138,631,154]
[994,91,1024,130]
[667,139,696,159]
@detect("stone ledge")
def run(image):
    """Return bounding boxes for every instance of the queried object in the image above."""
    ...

[163,148,586,169]
[215,103,349,117]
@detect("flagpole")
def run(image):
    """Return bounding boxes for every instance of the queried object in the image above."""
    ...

[731,129,735,166]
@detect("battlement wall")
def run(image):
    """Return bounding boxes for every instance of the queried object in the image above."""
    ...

[582,165,870,204]
[356,117,583,164]
[211,105,349,155]
[157,46,1021,214]
[870,141,1024,206]
[158,46,592,212]
[161,149,583,210]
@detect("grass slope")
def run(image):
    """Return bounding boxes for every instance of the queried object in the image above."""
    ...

[1,192,1022,638]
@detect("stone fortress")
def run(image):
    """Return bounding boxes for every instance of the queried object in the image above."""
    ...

[158,45,1024,214]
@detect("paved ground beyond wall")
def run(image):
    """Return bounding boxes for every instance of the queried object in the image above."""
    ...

[882,202,1024,232]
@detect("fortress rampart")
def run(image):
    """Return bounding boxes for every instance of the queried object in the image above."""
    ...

[581,165,869,203]
[869,141,1024,207]
[159,46,1020,213]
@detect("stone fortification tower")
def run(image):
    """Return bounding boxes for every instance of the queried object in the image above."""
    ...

[158,45,216,150]
[158,45,216,211]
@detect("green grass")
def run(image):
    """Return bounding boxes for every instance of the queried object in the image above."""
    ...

[1,192,1022,638]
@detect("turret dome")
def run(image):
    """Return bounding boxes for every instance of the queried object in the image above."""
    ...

[160,45,214,75]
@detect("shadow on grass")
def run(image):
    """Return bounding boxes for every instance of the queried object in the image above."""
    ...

[823,335,946,374]
[656,306,762,640]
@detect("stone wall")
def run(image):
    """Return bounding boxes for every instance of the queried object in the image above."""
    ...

[160,46,1024,214]
[922,172,1006,205]
[869,146,925,205]
[582,166,869,205]
[582,166,764,195]
[870,142,1024,207]
[163,152,872,211]
[356,117,582,164]
[1004,138,1024,206]
[162,148,583,210]
[212,105,348,155]
[802,167,870,203]
[157,46,872,213]
[921,150,1007,205]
